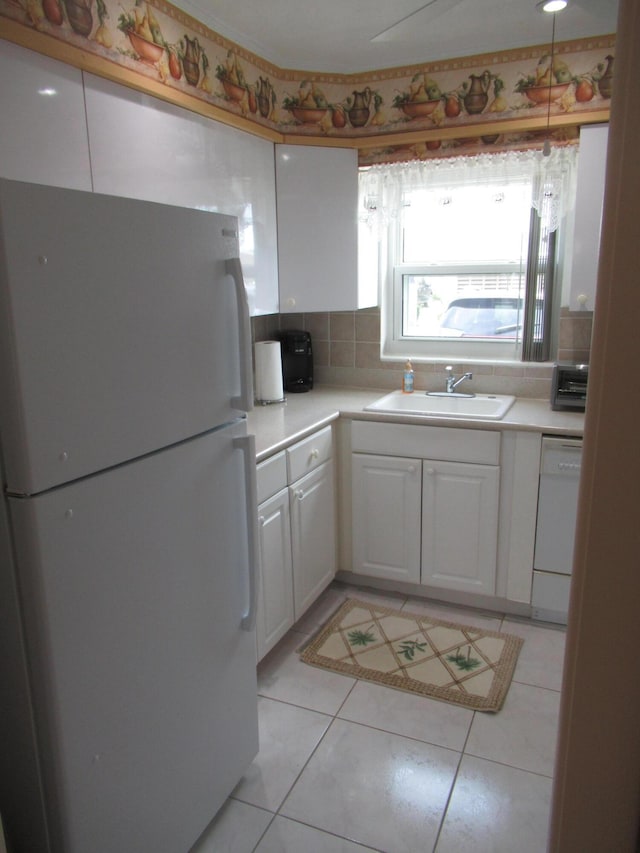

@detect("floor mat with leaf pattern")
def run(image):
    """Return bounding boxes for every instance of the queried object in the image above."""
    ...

[299,598,523,712]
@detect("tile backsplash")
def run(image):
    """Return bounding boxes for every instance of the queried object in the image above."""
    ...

[252,307,593,399]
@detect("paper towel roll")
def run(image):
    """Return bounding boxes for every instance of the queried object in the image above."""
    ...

[254,341,284,403]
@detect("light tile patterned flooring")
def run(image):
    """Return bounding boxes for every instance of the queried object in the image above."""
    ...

[194,582,566,853]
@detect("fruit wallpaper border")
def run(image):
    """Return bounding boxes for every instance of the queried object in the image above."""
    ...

[0,0,614,164]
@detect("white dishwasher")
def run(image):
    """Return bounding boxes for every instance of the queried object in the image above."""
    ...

[532,436,583,624]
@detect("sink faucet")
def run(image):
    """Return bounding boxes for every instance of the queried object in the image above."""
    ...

[445,365,473,393]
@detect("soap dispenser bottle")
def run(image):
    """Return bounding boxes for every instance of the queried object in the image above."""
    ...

[402,360,414,393]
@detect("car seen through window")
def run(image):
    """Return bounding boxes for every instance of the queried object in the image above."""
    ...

[437,296,528,338]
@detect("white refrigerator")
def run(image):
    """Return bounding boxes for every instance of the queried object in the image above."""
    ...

[0,179,260,853]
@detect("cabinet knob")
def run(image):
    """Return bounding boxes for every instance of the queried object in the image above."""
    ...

[408,465,417,474]
[426,467,435,475]
[258,515,265,526]
[310,448,319,460]
[285,297,296,308]
[295,488,304,500]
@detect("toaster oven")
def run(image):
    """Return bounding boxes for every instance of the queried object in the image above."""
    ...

[551,362,589,412]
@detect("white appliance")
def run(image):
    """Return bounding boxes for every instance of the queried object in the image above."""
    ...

[532,436,583,624]
[0,179,259,853]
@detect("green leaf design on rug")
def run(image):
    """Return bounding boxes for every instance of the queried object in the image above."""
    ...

[447,647,482,672]
[397,639,428,661]
[347,628,376,647]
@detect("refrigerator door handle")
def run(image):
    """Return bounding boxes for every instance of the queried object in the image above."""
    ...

[226,257,254,413]
[234,433,260,631]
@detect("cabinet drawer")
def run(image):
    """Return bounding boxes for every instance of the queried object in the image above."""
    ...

[256,451,287,504]
[352,421,499,465]
[287,425,333,482]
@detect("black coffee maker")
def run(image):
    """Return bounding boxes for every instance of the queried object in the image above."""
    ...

[277,330,313,393]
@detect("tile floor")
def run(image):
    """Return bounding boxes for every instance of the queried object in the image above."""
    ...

[194,582,566,853]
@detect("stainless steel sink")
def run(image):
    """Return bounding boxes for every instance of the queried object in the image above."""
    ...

[364,390,516,420]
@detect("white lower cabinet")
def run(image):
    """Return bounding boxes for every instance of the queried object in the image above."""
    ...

[256,426,336,661]
[350,421,500,597]
[421,460,499,595]
[352,454,421,583]
[290,460,337,615]
[256,486,294,662]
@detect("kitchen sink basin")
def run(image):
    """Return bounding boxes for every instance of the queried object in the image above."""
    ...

[364,390,516,420]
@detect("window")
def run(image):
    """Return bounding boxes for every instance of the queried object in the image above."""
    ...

[360,148,577,364]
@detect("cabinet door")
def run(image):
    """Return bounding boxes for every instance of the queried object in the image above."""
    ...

[256,488,294,661]
[352,454,421,584]
[276,145,362,312]
[568,123,609,311]
[0,41,91,190]
[422,461,499,595]
[84,74,279,317]
[289,460,337,617]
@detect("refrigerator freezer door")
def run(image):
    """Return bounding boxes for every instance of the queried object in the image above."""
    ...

[8,422,258,853]
[0,179,251,495]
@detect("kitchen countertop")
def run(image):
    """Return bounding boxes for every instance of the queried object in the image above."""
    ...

[247,386,585,461]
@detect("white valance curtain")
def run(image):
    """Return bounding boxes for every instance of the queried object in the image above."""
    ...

[359,146,579,235]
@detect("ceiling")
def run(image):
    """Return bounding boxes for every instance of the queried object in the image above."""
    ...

[169,0,618,74]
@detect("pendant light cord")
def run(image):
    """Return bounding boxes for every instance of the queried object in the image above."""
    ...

[543,12,556,157]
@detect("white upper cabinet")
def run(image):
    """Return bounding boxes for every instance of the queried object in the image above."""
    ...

[276,144,373,313]
[0,41,91,190]
[568,123,609,311]
[83,74,279,316]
